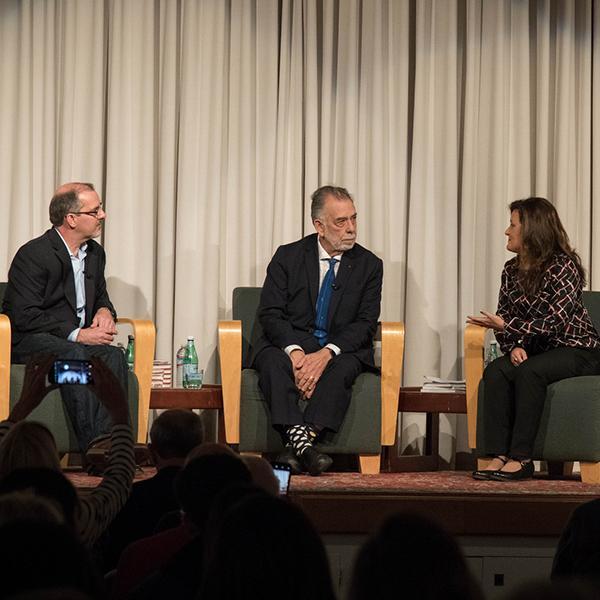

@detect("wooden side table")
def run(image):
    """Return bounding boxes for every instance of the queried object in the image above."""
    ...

[149,385,225,442]
[383,386,467,472]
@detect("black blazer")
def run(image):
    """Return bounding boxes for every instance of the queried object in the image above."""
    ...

[2,228,116,346]
[252,233,383,368]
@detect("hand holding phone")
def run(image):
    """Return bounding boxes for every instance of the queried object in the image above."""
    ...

[88,357,129,425]
[8,354,58,423]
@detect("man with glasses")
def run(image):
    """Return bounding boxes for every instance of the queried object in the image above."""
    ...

[252,186,383,475]
[2,182,128,453]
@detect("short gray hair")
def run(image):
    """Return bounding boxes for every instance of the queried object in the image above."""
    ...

[310,185,353,220]
[49,182,95,226]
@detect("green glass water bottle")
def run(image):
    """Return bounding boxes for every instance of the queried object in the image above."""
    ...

[486,340,499,366]
[126,335,135,372]
[183,336,200,389]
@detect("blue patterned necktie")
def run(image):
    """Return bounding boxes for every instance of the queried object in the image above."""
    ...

[313,258,338,346]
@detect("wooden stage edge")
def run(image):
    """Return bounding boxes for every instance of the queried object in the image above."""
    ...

[291,489,583,537]
[144,385,587,538]
[71,465,591,538]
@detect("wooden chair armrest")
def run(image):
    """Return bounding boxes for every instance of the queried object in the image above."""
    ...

[464,323,486,448]
[117,318,156,443]
[0,314,10,421]
[218,320,242,444]
[380,322,404,446]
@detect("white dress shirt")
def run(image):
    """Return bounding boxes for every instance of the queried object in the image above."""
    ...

[284,238,342,357]
[55,228,88,342]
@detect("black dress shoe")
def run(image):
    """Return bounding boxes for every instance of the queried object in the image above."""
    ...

[472,457,508,480]
[300,447,333,476]
[276,447,303,475]
[472,469,498,481]
[490,460,535,481]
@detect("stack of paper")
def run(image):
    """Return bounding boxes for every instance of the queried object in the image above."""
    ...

[421,376,466,393]
[152,360,173,388]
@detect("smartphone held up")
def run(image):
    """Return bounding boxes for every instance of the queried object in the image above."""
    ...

[48,359,94,385]
[271,462,292,496]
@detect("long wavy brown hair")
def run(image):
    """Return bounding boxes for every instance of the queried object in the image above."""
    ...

[510,197,585,296]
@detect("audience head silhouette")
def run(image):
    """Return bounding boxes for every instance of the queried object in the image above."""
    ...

[0,422,60,480]
[0,520,102,599]
[149,408,204,464]
[0,491,63,527]
[175,452,252,530]
[200,494,336,600]
[241,455,280,496]
[0,467,78,531]
[348,512,483,600]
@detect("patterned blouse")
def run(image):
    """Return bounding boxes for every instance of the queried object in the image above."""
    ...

[494,253,600,355]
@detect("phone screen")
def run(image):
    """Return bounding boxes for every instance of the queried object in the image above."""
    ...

[49,359,93,385]
[271,462,292,495]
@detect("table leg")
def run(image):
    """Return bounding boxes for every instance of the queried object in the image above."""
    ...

[385,411,441,472]
[217,409,226,444]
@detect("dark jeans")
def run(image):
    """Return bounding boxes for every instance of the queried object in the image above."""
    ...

[13,333,129,452]
[482,346,600,459]
[254,347,362,432]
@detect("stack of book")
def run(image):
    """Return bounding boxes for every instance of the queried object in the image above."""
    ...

[151,360,173,388]
[421,376,466,393]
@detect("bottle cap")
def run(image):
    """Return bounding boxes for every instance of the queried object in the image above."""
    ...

[187,336,194,341]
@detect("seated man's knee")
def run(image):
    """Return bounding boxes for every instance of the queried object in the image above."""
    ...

[58,343,89,360]
[256,348,293,375]
[327,354,362,384]
[102,344,127,363]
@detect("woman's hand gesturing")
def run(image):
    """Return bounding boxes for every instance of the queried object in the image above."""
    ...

[466,311,505,331]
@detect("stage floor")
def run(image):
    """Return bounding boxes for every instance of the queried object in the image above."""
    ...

[68,469,600,538]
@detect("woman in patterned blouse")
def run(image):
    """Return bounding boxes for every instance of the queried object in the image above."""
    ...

[468,197,600,481]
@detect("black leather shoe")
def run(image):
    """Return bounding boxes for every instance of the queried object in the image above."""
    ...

[472,469,498,481]
[490,460,535,481]
[276,447,303,475]
[472,456,508,480]
[300,447,333,476]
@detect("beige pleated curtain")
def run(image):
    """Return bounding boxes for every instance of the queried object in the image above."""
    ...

[1,0,598,461]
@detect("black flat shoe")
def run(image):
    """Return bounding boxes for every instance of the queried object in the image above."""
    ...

[472,469,498,481]
[276,447,303,475]
[490,460,535,481]
[472,456,508,480]
[300,447,333,476]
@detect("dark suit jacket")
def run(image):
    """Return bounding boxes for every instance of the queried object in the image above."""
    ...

[252,233,383,368]
[2,228,116,346]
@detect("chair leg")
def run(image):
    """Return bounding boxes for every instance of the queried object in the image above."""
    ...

[580,462,600,484]
[547,461,574,478]
[358,454,381,474]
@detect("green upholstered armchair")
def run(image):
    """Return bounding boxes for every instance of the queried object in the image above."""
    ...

[218,287,404,474]
[465,291,600,483]
[0,282,155,451]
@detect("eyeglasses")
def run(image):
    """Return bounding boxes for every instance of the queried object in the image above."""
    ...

[70,204,104,218]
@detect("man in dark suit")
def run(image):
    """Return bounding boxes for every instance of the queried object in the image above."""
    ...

[253,186,383,475]
[2,182,128,452]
